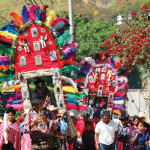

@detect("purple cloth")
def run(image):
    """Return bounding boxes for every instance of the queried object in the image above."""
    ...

[132,129,149,146]
[129,126,136,138]
[114,95,125,100]
[113,104,126,110]
[0,93,22,102]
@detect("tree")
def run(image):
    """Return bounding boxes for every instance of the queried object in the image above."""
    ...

[75,19,116,60]
[102,3,150,72]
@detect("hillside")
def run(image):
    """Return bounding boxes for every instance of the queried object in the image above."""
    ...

[0,0,149,27]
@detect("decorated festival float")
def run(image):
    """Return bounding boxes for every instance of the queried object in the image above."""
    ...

[0,3,130,148]
[0,4,130,120]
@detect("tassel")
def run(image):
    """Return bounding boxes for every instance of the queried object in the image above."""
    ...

[1,24,19,35]
[21,5,28,24]
[28,5,40,21]
[41,5,49,22]
[9,23,20,31]
[35,9,41,21]
[46,11,55,26]
[10,12,24,27]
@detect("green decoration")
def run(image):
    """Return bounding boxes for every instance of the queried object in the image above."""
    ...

[60,65,79,75]
[0,45,11,54]
[65,92,86,100]
[61,82,70,85]
[19,21,32,33]
[15,111,23,119]
[57,30,71,47]
[0,75,18,82]
[0,90,19,96]
[118,67,126,75]
[10,37,18,63]
[34,21,46,27]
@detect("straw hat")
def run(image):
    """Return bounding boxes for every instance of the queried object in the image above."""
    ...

[138,112,147,119]
[49,105,58,111]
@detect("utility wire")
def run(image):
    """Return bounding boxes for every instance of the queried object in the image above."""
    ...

[39,0,44,7]
[32,0,38,5]
[0,15,9,24]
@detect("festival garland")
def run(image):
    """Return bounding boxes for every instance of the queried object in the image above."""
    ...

[10,37,18,62]
[34,21,46,27]
[18,21,32,33]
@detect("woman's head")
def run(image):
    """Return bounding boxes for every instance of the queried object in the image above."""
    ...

[137,121,145,132]
[133,116,140,126]
[5,107,16,122]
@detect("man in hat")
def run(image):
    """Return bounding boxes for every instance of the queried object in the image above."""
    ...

[138,112,150,134]
[21,93,54,149]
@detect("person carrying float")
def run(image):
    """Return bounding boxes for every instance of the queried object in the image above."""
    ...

[21,93,55,150]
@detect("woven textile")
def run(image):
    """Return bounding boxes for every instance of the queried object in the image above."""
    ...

[0,121,21,150]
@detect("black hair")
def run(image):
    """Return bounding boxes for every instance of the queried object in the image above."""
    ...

[137,121,144,127]
[120,116,128,121]
[102,111,110,117]
[5,107,16,115]
[133,116,140,122]
[85,121,91,126]
[82,111,89,118]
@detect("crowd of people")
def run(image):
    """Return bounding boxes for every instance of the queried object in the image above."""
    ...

[0,104,150,150]
[0,79,150,150]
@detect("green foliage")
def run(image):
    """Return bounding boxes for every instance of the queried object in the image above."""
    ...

[75,19,116,60]
[128,68,142,89]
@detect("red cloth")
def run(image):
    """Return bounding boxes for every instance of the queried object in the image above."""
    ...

[75,120,94,137]
[0,35,13,43]
[15,23,61,74]
[117,141,124,150]
[66,104,87,111]
[0,121,21,150]
[21,133,32,150]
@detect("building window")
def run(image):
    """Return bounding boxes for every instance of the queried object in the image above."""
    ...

[20,56,26,66]
[35,55,42,65]
[33,41,40,51]
[31,28,38,38]
[50,51,57,61]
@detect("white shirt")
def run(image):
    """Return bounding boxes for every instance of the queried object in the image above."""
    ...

[95,119,118,145]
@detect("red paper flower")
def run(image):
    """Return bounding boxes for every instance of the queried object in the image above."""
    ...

[131,10,136,16]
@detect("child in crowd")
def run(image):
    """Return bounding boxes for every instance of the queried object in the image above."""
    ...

[82,121,96,150]
[129,116,140,150]
[117,116,130,150]
[0,107,21,150]
[132,121,149,150]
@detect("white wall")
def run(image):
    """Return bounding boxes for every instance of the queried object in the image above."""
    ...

[126,89,150,122]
